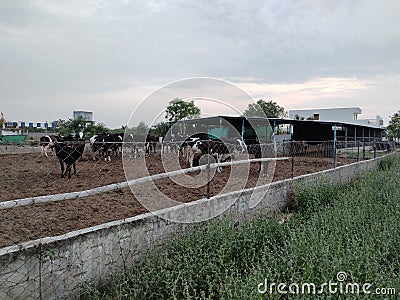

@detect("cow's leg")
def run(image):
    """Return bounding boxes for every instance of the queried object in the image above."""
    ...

[66,164,72,179]
[59,161,65,178]
[72,163,77,176]
[106,149,111,162]
[189,151,194,168]
[50,146,56,156]
[104,152,111,161]
[216,155,221,173]
[216,154,223,173]
[184,146,190,162]
[145,142,153,156]
[43,146,49,158]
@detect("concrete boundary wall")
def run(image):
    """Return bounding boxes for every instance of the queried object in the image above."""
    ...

[0,154,392,299]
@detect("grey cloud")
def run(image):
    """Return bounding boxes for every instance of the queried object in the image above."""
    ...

[0,0,399,127]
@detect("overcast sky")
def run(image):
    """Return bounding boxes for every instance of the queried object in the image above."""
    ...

[0,0,399,128]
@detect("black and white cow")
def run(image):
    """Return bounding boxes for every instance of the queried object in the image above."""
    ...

[52,138,85,179]
[90,133,123,161]
[40,135,60,157]
[191,139,232,172]
[180,137,199,162]
[145,135,158,155]
[124,134,159,158]
[125,134,147,159]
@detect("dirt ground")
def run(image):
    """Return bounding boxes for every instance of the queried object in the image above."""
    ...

[0,146,355,248]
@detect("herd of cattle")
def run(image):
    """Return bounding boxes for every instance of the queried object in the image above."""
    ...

[38,133,262,179]
[38,133,396,179]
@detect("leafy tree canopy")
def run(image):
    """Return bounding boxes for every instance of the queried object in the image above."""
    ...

[294,114,305,120]
[55,116,109,138]
[124,121,151,135]
[150,121,170,137]
[244,99,286,118]
[386,111,400,141]
[134,121,149,135]
[166,98,201,122]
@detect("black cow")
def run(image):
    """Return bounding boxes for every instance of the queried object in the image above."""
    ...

[247,143,262,172]
[124,134,159,158]
[53,138,85,179]
[125,134,150,158]
[247,143,275,172]
[145,135,158,155]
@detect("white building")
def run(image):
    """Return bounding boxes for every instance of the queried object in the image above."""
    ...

[73,111,93,122]
[289,107,383,128]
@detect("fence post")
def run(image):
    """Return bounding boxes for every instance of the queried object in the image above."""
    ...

[38,243,43,300]
[207,142,210,199]
[291,141,294,178]
[373,141,377,159]
[362,140,366,160]
[333,140,337,169]
[357,141,360,162]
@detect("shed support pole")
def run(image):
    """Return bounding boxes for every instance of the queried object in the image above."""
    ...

[354,127,357,146]
[333,124,337,168]
[241,118,245,141]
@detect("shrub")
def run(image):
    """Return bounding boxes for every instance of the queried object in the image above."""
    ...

[293,178,339,214]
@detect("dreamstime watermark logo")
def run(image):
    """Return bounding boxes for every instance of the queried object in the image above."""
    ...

[257,271,396,296]
[122,77,277,223]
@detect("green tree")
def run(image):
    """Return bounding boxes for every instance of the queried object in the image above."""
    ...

[244,99,286,118]
[85,122,109,136]
[150,121,170,137]
[124,121,151,135]
[294,114,305,120]
[386,111,400,141]
[165,98,201,122]
[55,117,109,138]
[134,121,149,134]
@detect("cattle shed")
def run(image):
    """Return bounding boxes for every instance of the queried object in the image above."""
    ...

[270,119,385,143]
[171,116,384,144]
[171,116,274,143]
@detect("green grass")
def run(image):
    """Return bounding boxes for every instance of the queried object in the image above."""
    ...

[81,154,400,299]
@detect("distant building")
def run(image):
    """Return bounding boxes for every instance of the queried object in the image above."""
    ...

[289,107,383,128]
[73,111,93,122]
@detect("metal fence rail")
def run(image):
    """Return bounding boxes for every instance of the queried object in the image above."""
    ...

[0,156,288,209]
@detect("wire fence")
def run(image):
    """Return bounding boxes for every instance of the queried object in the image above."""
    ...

[0,138,397,299]
[0,138,396,207]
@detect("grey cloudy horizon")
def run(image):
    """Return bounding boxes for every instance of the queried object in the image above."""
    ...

[0,0,399,128]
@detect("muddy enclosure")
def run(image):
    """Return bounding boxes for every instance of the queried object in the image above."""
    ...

[0,148,355,247]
